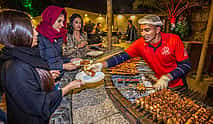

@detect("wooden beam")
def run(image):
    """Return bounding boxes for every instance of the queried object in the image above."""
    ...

[107,0,112,50]
[195,0,213,82]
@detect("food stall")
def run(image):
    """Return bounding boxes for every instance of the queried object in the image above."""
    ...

[104,57,213,124]
[0,0,213,123]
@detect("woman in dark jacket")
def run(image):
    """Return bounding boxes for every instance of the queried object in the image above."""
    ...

[0,9,83,124]
[36,6,80,74]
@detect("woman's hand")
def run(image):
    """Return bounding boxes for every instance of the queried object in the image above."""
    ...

[62,80,84,96]
[70,58,83,66]
[69,80,84,89]
[78,41,88,48]
[50,70,60,79]
[70,58,82,62]
[63,62,78,71]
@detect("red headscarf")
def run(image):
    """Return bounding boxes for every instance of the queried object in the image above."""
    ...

[36,5,67,43]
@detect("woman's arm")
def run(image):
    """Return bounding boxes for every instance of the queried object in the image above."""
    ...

[6,64,62,120]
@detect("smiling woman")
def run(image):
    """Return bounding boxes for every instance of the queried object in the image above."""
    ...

[36,5,82,73]
[52,14,65,32]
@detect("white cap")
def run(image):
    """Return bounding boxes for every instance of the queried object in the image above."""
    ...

[138,15,163,26]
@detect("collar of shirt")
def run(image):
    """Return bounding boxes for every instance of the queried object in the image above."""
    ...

[144,32,167,50]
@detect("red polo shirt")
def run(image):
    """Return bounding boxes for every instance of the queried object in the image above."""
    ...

[125,32,189,88]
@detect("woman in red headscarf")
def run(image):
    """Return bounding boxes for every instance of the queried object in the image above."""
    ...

[37,5,81,77]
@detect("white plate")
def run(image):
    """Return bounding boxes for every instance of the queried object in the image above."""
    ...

[75,71,105,83]
[70,59,82,66]
[86,51,104,57]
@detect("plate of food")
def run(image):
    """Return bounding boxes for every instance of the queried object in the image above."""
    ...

[75,71,105,83]
[76,62,105,83]
[70,59,82,66]
[71,59,93,66]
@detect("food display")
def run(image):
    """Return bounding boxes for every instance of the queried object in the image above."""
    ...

[134,89,213,123]
[106,57,141,75]
[136,83,155,93]
[104,57,213,124]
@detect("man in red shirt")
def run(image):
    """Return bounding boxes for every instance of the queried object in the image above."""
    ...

[93,15,191,90]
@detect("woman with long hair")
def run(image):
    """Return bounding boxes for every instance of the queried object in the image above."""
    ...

[63,13,88,58]
[0,9,83,124]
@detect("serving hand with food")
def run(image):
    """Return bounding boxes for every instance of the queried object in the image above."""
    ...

[75,61,105,83]
[87,63,103,73]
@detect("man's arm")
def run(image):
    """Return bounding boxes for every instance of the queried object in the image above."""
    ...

[103,52,131,68]
[169,59,192,80]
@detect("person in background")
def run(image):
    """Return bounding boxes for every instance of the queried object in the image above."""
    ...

[84,20,94,34]
[92,15,191,90]
[87,24,102,46]
[64,13,88,58]
[36,6,80,79]
[126,20,138,43]
[0,9,83,124]
[95,23,102,35]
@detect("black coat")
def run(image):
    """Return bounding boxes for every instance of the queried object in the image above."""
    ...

[127,26,138,42]
[38,34,71,71]
[0,47,62,124]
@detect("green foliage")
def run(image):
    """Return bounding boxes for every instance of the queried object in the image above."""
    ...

[173,15,191,40]
[22,0,39,16]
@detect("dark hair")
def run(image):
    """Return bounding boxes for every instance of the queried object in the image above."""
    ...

[0,10,54,92]
[68,13,83,34]
[60,10,67,23]
[36,68,55,92]
[97,23,101,26]
[128,20,132,25]
[0,9,33,48]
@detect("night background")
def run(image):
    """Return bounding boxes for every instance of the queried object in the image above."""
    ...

[0,0,209,17]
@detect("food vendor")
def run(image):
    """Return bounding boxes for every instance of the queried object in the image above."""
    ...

[92,15,191,90]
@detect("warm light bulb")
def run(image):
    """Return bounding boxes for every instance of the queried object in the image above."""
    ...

[130,15,136,20]
[117,15,123,19]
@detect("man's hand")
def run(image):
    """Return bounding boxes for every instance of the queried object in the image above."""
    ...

[153,74,172,90]
[102,61,108,68]
[89,63,103,72]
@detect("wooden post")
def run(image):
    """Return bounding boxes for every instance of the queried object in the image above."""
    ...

[107,0,112,50]
[195,0,213,82]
